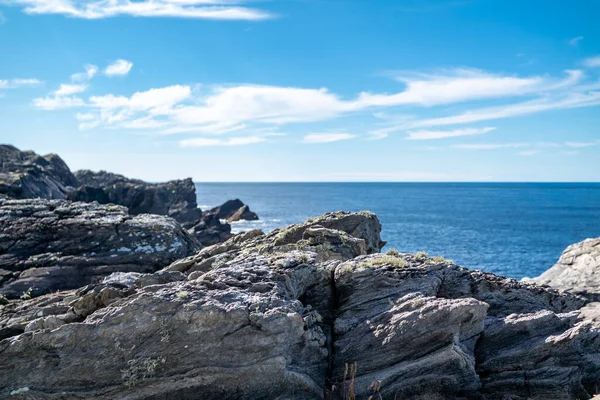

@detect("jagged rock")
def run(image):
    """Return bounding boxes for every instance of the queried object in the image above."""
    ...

[0,198,201,299]
[0,212,598,400]
[0,144,78,199]
[525,237,600,300]
[69,171,203,228]
[188,212,233,246]
[74,170,144,187]
[206,199,259,222]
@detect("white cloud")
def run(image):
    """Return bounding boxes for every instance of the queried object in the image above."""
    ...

[30,63,600,147]
[104,59,133,76]
[354,68,578,107]
[180,136,265,147]
[411,91,600,128]
[5,0,274,20]
[0,78,42,89]
[565,140,600,148]
[518,150,540,156]
[569,36,584,46]
[55,83,88,96]
[451,143,530,150]
[303,133,356,143]
[33,96,86,110]
[583,56,600,68]
[71,65,98,82]
[405,126,496,140]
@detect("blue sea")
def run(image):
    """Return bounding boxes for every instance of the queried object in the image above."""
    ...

[195,183,600,280]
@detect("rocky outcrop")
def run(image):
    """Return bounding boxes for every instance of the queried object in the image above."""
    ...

[206,199,259,222]
[525,237,600,300]
[69,171,203,228]
[187,212,232,246]
[0,145,78,199]
[0,198,201,299]
[1,146,260,247]
[1,211,597,399]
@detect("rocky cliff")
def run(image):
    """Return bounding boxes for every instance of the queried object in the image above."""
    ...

[1,145,259,247]
[0,145,77,199]
[70,171,203,229]
[1,211,598,400]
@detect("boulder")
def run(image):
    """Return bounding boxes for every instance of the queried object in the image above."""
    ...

[69,171,203,228]
[0,211,598,400]
[0,144,78,199]
[206,199,259,222]
[0,198,201,299]
[525,237,600,300]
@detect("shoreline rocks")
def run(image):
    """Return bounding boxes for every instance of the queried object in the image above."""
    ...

[1,211,598,399]
[525,237,600,301]
[0,198,201,299]
[1,145,260,248]
[0,145,77,199]
[205,199,259,222]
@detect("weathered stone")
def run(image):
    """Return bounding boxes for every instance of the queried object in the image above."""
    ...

[0,212,598,400]
[206,199,259,222]
[70,171,203,228]
[0,145,78,199]
[0,198,201,298]
[525,237,600,300]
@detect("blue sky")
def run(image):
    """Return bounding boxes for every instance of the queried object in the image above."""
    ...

[0,0,599,182]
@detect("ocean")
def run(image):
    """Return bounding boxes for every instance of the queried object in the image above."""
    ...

[195,183,600,280]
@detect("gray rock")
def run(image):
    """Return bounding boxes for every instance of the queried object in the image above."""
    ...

[0,144,78,199]
[0,212,598,400]
[525,237,600,300]
[0,198,201,298]
[206,199,259,222]
[70,171,203,228]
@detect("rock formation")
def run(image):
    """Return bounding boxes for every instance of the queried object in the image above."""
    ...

[0,198,201,299]
[1,145,260,247]
[70,170,203,228]
[525,237,600,301]
[1,211,598,400]
[0,145,78,199]
[206,198,259,222]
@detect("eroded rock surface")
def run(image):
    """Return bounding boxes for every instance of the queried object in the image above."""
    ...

[70,171,203,228]
[0,145,78,200]
[0,211,598,400]
[206,199,259,222]
[526,237,600,300]
[0,198,200,299]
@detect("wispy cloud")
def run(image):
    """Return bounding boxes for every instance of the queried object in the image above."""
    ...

[583,56,600,68]
[180,136,265,147]
[0,78,42,89]
[517,150,540,156]
[55,83,88,96]
[32,63,600,146]
[568,36,584,46]
[411,91,600,128]
[565,140,600,148]
[452,143,529,150]
[0,10,6,24]
[406,126,496,140]
[303,133,356,143]
[5,0,274,20]
[71,65,98,82]
[104,59,133,77]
